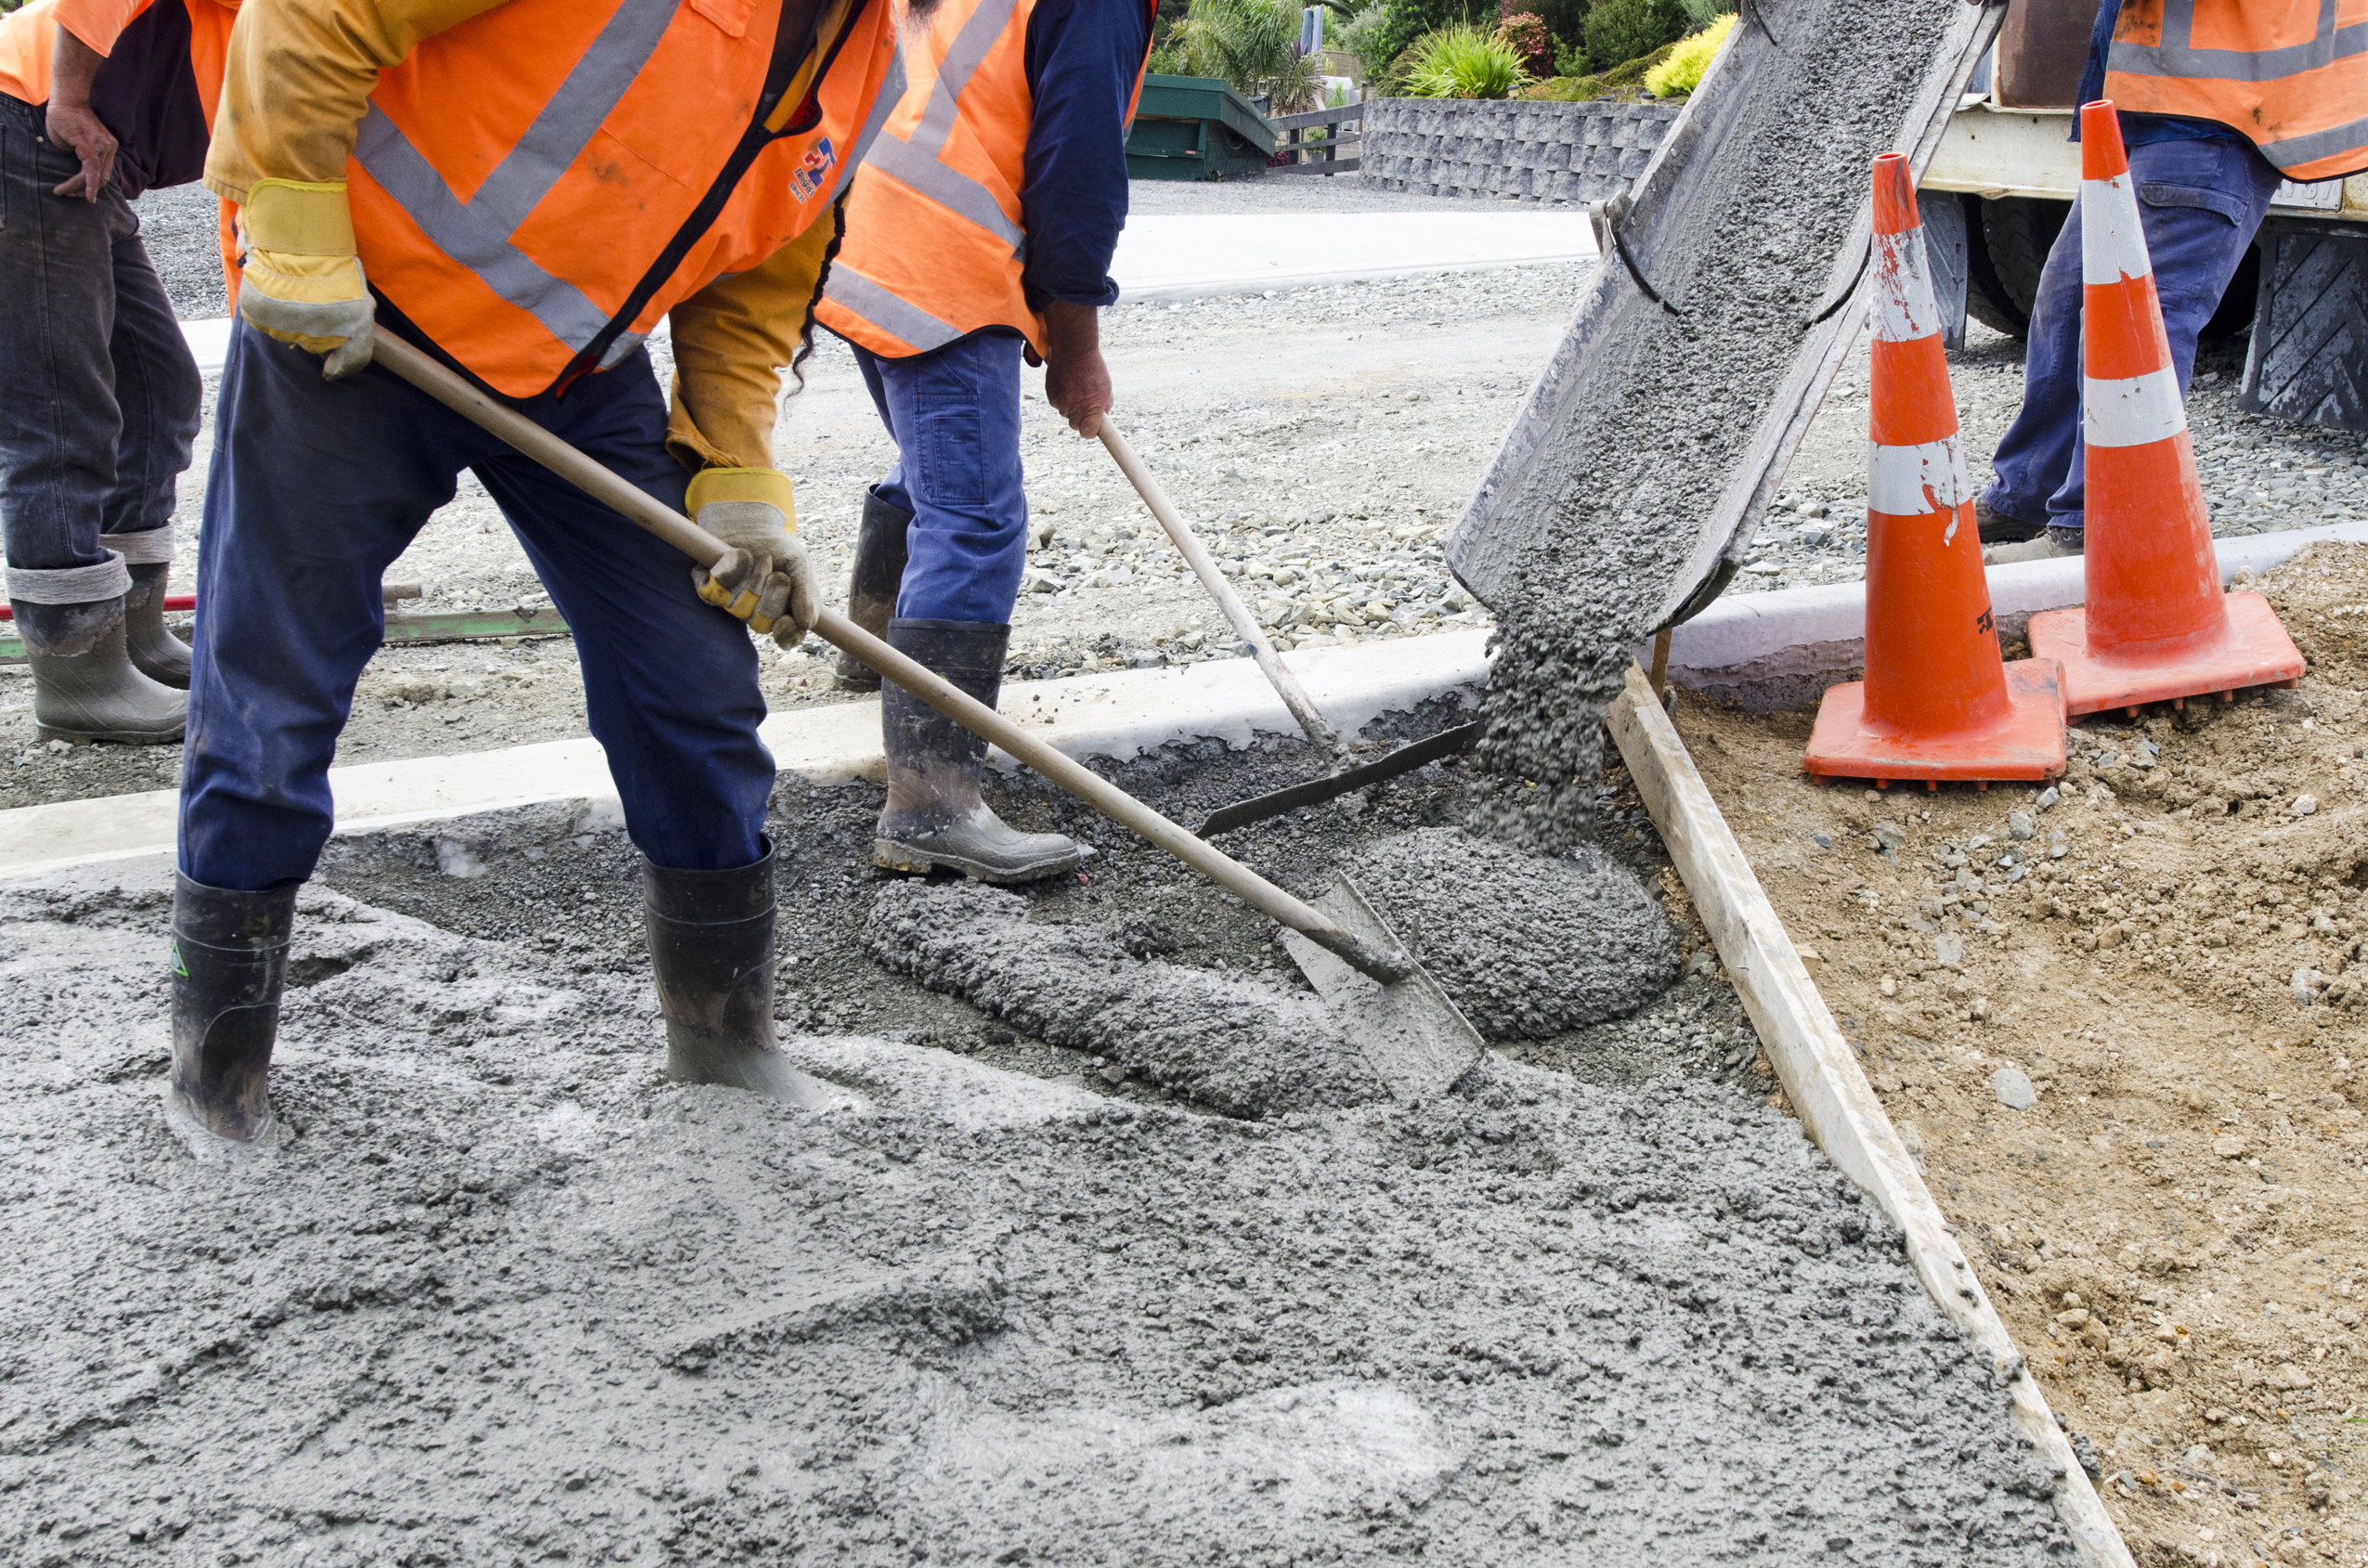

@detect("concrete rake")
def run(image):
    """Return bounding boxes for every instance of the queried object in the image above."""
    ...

[369,328,1483,1101]
[1096,416,1480,836]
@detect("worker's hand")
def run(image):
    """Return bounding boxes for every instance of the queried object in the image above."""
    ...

[45,100,115,201]
[235,180,376,380]
[1041,300,1112,438]
[688,467,819,646]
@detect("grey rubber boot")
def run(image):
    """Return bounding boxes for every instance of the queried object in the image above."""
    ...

[832,486,914,691]
[122,561,192,689]
[16,597,187,744]
[165,874,299,1153]
[874,619,1083,885]
[644,839,838,1108]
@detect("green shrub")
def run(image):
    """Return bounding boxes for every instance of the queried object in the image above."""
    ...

[1642,10,1734,97]
[1678,0,1736,20]
[1581,0,1687,71]
[1400,22,1531,98]
[1553,35,1591,76]
[1516,37,1673,99]
[1364,0,1488,85]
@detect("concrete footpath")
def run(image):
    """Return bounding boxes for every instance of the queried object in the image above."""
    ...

[175,212,1597,372]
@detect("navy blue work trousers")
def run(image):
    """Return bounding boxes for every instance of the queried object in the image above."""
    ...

[854,333,1029,625]
[178,321,773,891]
[0,93,202,600]
[1983,135,2284,531]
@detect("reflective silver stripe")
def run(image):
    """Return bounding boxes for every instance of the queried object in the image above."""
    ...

[906,0,1021,160]
[2109,0,2368,84]
[353,0,683,355]
[470,0,683,232]
[865,133,1023,246]
[832,47,906,201]
[2259,110,2368,170]
[356,112,619,353]
[822,263,961,350]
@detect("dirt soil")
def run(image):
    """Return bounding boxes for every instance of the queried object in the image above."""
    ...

[0,717,2083,1566]
[1679,542,2368,1568]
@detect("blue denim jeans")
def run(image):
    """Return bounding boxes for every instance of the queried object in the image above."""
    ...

[0,93,202,603]
[854,333,1029,625]
[1983,134,2284,531]
[178,319,774,890]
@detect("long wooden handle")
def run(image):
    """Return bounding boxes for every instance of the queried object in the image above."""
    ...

[1097,417,1340,751]
[368,329,1408,983]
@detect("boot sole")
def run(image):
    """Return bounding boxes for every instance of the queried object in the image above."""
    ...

[873,836,1082,886]
[37,722,186,745]
[833,673,883,693]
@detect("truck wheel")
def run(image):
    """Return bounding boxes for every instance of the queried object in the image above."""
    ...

[1963,195,2065,339]
[1960,194,2259,343]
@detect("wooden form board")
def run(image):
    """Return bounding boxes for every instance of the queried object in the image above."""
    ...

[1606,666,2136,1568]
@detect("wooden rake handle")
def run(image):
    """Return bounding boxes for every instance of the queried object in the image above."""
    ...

[367,329,1409,983]
[1096,416,1341,752]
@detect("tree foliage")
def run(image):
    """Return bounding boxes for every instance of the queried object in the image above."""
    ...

[1581,0,1688,72]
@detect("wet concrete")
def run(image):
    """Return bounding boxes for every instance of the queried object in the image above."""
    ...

[867,879,1385,1117]
[1471,0,1963,849]
[1348,827,1681,1040]
[1,858,2070,1565]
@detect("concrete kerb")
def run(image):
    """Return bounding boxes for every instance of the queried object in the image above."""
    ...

[1647,521,2368,711]
[0,630,1492,882]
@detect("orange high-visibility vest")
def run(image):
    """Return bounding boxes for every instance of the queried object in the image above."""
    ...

[815,0,1151,359]
[2103,0,2368,182]
[348,0,902,398]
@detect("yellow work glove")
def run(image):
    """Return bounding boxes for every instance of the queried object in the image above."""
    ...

[236,179,375,380]
[688,468,818,647]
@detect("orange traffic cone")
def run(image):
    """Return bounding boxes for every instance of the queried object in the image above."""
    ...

[1804,153,2067,787]
[2025,102,2303,717]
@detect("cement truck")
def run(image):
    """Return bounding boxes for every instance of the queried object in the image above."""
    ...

[1919,0,2368,431]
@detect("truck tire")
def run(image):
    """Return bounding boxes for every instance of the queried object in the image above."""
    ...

[1963,195,2064,339]
[1960,193,2259,343]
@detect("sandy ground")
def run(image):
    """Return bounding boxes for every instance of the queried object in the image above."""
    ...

[1680,543,2368,1568]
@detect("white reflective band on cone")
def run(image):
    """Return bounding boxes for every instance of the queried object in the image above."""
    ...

[1867,435,1975,516]
[1871,226,1944,343]
[2084,367,2188,447]
[2081,175,2154,285]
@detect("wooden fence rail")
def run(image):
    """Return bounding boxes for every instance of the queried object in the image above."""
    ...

[1267,98,1362,176]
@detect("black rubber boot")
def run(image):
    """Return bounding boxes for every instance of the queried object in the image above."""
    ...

[874,619,1083,885]
[17,597,186,744]
[833,486,913,691]
[123,562,192,689]
[165,874,299,1153]
[1973,496,2044,546]
[644,839,837,1108]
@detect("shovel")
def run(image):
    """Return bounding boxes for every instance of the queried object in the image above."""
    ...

[1096,416,1481,836]
[369,328,1482,1100]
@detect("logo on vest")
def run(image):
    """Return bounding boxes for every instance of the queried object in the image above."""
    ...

[789,137,838,203]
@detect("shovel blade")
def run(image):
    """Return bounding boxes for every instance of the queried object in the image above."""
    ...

[1281,874,1485,1102]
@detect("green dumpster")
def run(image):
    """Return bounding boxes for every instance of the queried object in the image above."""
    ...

[1125,73,1278,181]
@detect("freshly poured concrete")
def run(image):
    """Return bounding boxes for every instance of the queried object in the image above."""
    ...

[1,853,2070,1565]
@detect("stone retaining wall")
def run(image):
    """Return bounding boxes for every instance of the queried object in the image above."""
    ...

[1358,97,1681,204]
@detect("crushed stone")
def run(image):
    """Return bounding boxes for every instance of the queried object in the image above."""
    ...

[1470,0,1963,849]
[1347,827,1681,1039]
[0,858,2070,1566]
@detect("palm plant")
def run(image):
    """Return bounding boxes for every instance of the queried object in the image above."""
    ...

[1177,0,1328,112]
